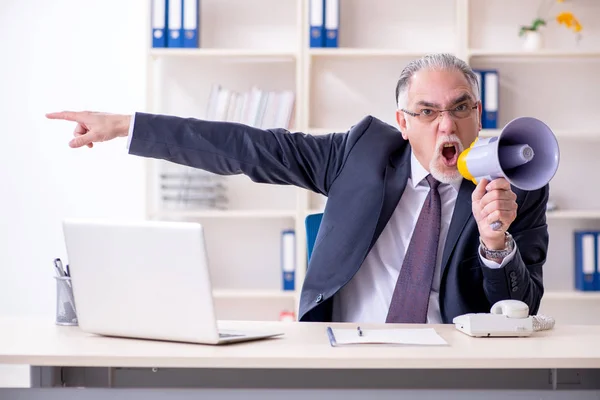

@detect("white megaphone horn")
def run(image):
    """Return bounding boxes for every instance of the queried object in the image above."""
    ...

[457,117,560,229]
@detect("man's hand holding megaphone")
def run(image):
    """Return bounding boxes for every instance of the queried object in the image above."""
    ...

[458,116,560,262]
[471,177,518,261]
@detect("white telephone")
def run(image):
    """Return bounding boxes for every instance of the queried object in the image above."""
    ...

[452,300,555,337]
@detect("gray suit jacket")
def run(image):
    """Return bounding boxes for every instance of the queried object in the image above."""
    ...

[130,113,548,323]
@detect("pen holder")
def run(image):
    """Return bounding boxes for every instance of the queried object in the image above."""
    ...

[54,276,78,326]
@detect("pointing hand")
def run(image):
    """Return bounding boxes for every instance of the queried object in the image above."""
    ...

[46,111,131,148]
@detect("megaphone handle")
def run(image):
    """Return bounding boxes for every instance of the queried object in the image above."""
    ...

[490,221,503,231]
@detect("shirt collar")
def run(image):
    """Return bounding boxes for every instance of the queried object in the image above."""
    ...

[410,151,461,193]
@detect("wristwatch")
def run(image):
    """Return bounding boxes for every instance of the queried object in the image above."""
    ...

[479,232,514,260]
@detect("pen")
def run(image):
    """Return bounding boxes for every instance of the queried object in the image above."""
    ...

[357,326,363,337]
[53,258,66,277]
[65,264,71,277]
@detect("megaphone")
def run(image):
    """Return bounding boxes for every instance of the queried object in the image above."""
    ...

[458,116,560,191]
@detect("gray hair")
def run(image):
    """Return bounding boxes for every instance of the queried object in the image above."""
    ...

[395,53,480,109]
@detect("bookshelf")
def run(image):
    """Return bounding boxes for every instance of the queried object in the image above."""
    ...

[144,0,600,324]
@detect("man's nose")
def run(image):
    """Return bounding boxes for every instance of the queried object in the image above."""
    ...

[437,111,457,134]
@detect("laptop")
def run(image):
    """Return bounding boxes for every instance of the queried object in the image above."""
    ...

[62,218,284,345]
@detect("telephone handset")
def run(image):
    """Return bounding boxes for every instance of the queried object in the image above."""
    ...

[452,299,555,337]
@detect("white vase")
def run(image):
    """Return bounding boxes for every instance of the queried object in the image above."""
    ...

[522,31,543,51]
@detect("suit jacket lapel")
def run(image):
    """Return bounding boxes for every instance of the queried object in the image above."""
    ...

[440,179,476,276]
[369,148,411,248]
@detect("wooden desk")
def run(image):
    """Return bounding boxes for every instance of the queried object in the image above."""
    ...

[1,317,599,399]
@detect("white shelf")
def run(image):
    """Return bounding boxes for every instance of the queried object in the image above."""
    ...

[481,129,599,140]
[213,289,297,300]
[468,49,600,58]
[309,48,447,58]
[154,210,297,219]
[544,291,600,300]
[546,210,600,219]
[306,208,324,216]
[311,128,599,141]
[150,48,298,61]
[144,0,600,325]
[304,210,600,221]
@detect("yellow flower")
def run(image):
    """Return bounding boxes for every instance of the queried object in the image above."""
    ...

[556,11,583,32]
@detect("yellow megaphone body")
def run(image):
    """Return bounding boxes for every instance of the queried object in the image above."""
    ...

[457,117,560,191]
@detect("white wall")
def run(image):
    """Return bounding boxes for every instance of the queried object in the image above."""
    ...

[0,0,147,385]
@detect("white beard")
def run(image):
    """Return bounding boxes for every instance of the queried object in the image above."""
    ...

[429,134,465,184]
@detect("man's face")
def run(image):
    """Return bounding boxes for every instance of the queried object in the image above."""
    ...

[396,69,482,184]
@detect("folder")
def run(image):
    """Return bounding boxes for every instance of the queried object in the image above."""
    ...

[472,69,483,115]
[324,0,339,48]
[168,0,184,48]
[574,231,597,291]
[151,0,168,48]
[482,70,499,129]
[309,0,325,48]
[596,232,600,290]
[281,230,296,291]
[183,0,199,48]
[326,327,447,347]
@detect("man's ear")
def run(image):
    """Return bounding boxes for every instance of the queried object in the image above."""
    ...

[396,110,409,140]
[477,101,483,131]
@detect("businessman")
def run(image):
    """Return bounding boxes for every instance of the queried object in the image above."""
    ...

[47,53,548,324]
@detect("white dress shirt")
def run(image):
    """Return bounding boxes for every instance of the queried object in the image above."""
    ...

[126,113,136,150]
[331,151,516,324]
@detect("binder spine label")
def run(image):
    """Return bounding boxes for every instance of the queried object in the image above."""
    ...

[324,0,339,48]
[183,0,199,48]
[168,0,184,48]
[309,0,324,48]
[152,0,168,48]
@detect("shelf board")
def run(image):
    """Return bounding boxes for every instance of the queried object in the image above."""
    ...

[154,210,297,219]
[306,209,325,216]
[311,128,599,141]
[309,48,449,58]
[217,290,600,301]
[468,49,600,58]
[544,291,600,300]
[481,129,599,140]
[213,289,297,300]
[546,210,600,219]
[302,209,600,219]
[149,48,298,61]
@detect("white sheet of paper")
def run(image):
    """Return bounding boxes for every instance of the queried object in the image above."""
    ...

[329,327,448,346]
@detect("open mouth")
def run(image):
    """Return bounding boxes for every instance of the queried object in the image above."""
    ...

[440,142,459,167]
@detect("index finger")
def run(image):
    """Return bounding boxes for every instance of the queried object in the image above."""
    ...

[486,178,511,191]
[471,178,489,202]
[45,111,83,122]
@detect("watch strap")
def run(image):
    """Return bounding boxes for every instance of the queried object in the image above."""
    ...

[480,232,514,260]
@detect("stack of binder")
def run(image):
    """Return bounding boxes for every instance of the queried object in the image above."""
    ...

[205,84,295,130]
[152,0,200,48]
[160,164,227,210]
[310,0,339,48]
[574,231,600,291]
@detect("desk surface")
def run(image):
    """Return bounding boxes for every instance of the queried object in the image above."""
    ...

[1,317,600,369]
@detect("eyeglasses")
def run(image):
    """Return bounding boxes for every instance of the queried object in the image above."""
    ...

[401,102,479,123]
